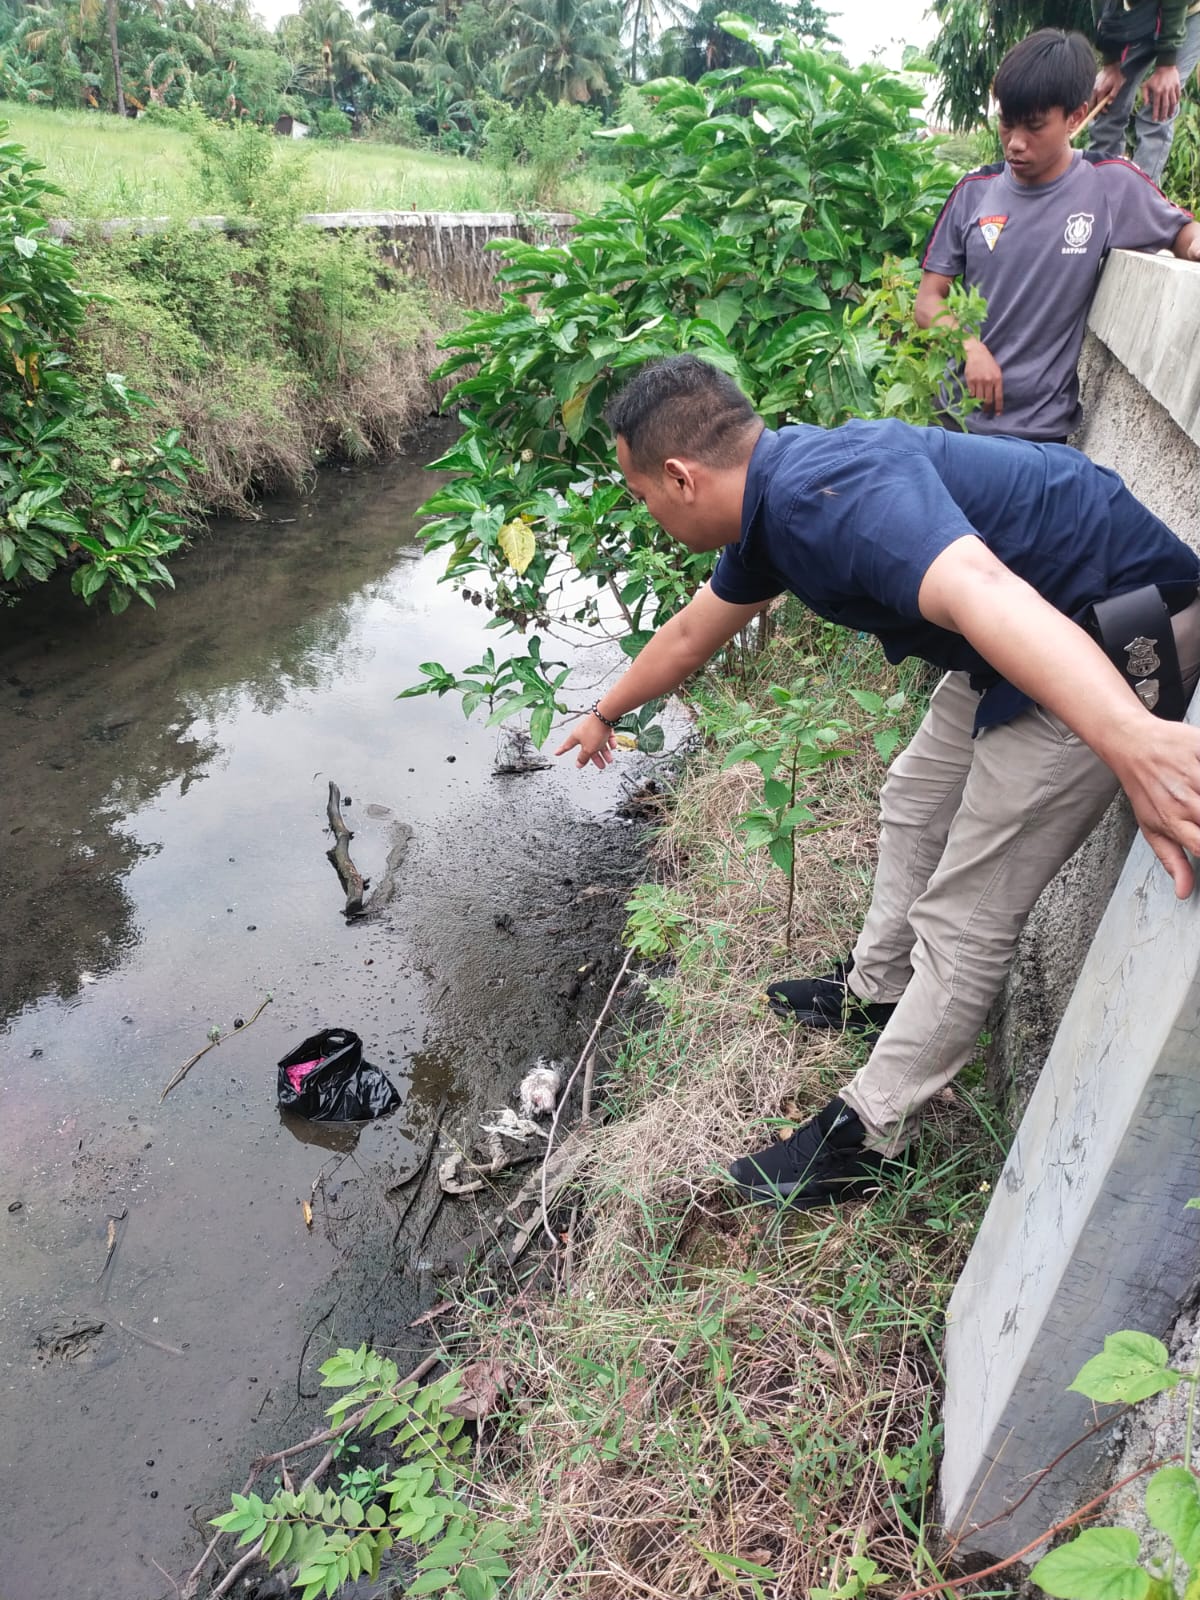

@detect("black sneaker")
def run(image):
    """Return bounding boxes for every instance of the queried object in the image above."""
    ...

[765,956,897,1035]
[728,1096,907,1208]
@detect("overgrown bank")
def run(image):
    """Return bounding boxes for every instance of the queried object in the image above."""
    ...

[0,118,460,611]
[446,611,1006,1597]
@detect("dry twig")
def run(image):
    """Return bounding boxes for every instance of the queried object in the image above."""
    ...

[160,994,273,1102]
[538,949,634,1250]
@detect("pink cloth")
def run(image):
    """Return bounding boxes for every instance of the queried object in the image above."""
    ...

[286,1057,322,1093]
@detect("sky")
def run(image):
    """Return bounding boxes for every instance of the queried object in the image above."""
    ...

[247,0,937,68]
[827,0,936,68]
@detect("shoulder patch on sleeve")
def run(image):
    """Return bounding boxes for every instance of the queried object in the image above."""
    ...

[921,163,1007,266]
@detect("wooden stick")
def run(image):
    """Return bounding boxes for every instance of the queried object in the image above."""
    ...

[116,1318,185,1357]
[160,993,273,1102]
[539,949,634,1250]
[1071,92,1114,142]
[326,780,366,918]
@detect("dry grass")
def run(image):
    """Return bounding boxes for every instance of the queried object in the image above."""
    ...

[455,614,1009,1599]
[77,297,455,516]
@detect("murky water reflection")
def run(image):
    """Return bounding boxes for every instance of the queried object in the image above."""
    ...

[0,427,650,1598]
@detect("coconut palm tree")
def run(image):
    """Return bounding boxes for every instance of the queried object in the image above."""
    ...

[104,0,125,113]
[501,0,618,103]
[295,0,400,104]
[621,0,693,82]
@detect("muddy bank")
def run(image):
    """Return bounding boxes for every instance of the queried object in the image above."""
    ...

[0,426,660,1599]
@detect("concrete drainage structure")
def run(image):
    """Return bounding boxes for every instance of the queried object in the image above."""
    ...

[941,248,1200,1560]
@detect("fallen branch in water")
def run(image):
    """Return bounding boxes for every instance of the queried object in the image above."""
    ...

[116,1317,185,1357]
[160,994,274,1102]
[326,780,367,918]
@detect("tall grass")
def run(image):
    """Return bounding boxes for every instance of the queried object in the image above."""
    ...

[441,609,1011,1597]
[0,99,609,218]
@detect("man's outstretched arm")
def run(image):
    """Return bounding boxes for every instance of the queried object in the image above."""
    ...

[919,535,1200,896]
[555,582,767,770]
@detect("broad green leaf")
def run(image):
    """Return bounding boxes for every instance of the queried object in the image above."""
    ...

[458,1568,495,1600]
[1069,1332,1182,1404]
[497,518,535,576]
[1031,1528,1150,1600]
[1145,1466,1200,1564]
[407,1570,457,1595]
[767,835,793,873]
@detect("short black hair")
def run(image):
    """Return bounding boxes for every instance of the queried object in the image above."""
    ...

[993,29,1094,122]
[604,354,761,472]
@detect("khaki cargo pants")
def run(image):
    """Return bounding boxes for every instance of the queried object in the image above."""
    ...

[840,600,1200,1155]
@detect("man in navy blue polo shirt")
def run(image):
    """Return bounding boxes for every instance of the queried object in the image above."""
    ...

[556,355,1200,1209]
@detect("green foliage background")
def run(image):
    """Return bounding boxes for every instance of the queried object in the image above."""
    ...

[0,116,447,607]
[404,18,981,737]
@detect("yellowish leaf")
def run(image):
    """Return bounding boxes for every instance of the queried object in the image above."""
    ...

[498,518,536,576]
[562,383,592,443]
[12,354,24,378]
[302,1200,313,1229]
[614,733,637,750]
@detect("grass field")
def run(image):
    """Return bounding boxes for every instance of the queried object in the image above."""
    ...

[0,100,608,217]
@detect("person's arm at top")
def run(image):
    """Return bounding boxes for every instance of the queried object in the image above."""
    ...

[919,534,1200,897]
[554,582,766,770]
[914,269,1004,416]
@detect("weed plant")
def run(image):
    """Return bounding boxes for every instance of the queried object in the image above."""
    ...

[450,608,1009,1598]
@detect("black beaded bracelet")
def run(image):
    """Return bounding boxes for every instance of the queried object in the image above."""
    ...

[589,701,620,730]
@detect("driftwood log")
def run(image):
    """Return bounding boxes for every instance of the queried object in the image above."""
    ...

[326,780,367,918]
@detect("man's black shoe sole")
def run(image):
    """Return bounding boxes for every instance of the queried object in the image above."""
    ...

[765,998,894,1034]
[729,1174,889,1209]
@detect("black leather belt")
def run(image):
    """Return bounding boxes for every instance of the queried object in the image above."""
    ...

[1086,583,1198,721]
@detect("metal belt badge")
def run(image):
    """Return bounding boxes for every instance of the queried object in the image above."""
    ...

[1124,636,1162,676]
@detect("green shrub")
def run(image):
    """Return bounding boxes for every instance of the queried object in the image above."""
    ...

[0,123,196,611]
[405,18,974,739]
[187,116,316,223]
[481,97,594,203]
[68,169,444,515]
[314,107,354,141]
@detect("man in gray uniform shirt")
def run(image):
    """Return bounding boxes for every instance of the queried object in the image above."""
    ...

[915,29,1199,445]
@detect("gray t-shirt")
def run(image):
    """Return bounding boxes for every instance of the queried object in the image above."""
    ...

[922,151,1189,440]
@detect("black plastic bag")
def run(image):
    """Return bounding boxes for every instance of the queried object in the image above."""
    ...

[276,1028,401,1121]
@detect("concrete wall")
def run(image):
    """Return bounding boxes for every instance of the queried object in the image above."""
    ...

[948,247,1200,1555]
[49,210,576,307]
[989,249,1200,1120]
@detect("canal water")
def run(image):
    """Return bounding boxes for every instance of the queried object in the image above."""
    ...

[0,427,655,1598]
